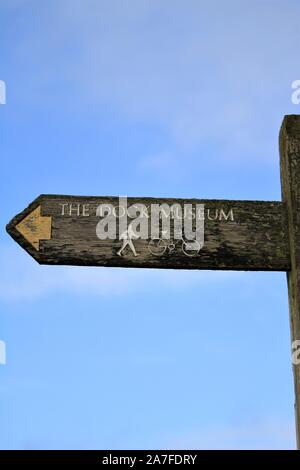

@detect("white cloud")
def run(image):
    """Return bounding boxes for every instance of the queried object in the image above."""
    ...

[167,418,296,450]
[139,152,175,172]
[7,0,300,159]
[0,243,240,301]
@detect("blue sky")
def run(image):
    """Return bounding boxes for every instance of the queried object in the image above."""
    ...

[1,0,300,449]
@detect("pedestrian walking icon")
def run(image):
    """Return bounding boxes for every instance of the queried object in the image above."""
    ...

[117,221,138,257]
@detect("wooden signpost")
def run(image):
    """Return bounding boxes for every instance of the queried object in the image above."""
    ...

[6,114,300,449]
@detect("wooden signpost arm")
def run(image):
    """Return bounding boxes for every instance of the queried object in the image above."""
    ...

[280,115,300,449]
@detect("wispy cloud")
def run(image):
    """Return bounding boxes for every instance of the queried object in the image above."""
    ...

[167,418,295,450]
[138,151,183,182]
[4,0,300,160]
[0,243,241,301]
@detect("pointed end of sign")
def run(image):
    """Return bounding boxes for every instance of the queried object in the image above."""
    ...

[6,196,52,262]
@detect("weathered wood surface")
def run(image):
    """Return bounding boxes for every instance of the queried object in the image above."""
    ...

[280,115,300,448]
[7,194,289,271]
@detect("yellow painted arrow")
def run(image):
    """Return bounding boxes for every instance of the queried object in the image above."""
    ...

[16,205,52,251]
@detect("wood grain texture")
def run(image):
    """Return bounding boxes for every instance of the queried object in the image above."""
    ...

[280,115,300,449]
[7,194,289,271]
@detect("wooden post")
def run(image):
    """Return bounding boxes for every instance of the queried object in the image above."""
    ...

[280,115,300,449]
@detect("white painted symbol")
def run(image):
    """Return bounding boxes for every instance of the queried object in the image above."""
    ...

[117,221,138,257]
[148,236,201,257]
